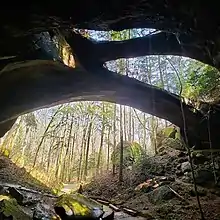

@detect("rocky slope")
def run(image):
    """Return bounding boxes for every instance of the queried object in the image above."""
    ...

[84,137,220,220]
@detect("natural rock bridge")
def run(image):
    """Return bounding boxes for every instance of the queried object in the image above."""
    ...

[1,2,220,149]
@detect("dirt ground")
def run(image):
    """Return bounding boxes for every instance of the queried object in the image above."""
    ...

[0,155,51,193]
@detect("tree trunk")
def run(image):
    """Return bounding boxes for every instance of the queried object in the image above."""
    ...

[84,120,93,180]
[143,113,147,151]
[119,105,123,182]
[96,103,105,174]
[62,114,74,181]
[77,126,87,181]
[47,138,55,173]
[112,104,117,175]
[128,108,132,142]
[123,106,127,141]
[69,132,76,181]
[132,115,135,142]
[107,127,110,171]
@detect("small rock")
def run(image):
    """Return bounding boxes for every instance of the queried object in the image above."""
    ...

[204,161,209,165]
[159,176,167,181]
[175,170,183,177]
[211,161,220,170]
[167,176,175,182]
[193,153,208,164]
[181,161,191,173]
[176,164,181,169]
[158,146,165,153]
[181,176,192,183]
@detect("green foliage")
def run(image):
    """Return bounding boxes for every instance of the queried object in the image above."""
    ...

[0,149,10,157]
[157,126,180,142]
[183,62,220,100]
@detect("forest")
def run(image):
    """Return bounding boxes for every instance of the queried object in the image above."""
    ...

[0,28,220,220]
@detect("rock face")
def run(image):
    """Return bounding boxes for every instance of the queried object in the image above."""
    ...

[157,127,185,153]
[111,141,143,168]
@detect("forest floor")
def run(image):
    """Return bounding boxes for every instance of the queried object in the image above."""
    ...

[0,155,52,193]
[83,145,220,220]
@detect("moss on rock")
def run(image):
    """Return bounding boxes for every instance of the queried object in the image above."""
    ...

[111,141,143,167]
[55,193,103,217]
[0,196,31,220]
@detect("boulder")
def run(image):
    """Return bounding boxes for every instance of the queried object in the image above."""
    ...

[181,161,191,173]
[161,138,184,151]
[147,186,175,204]
[33,203,55,220]
[194,169,215,187]
[0,197,32,220]
[192,152,209,165]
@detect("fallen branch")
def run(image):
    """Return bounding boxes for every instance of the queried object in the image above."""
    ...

[97,199,110,205]
[122,207,138,216]
[1,184,57,198]
[109,204,120,212]
[168,186,188,204]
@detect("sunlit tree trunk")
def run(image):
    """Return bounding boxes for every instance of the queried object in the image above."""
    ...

[62,114,74,181]
[68,131,76,181]
[55,140,62,179]
[128,108,132,142]
[91,135,96,177]
[112,104,117,175]
[123,106,127,141]
[96,103,105,175]
[77,126,87,181]
[107,126,110,171]
[84,120,93,180]
[56,116,68,180]
[119,104,123,182]
[47,137,55,173]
